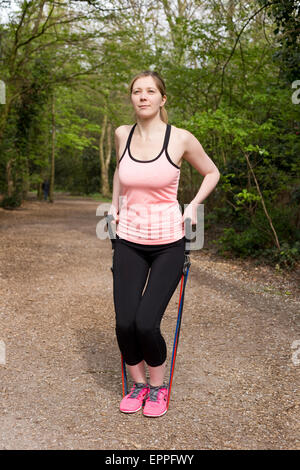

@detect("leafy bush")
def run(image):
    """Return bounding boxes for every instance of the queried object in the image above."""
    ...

[216,227,300,269]
[216,226,268,258]
[0,194,22,209]
[261,241,300,270]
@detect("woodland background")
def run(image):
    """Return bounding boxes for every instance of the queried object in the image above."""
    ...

[0,0,299,268]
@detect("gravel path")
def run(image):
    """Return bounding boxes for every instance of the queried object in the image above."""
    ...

[0,196,299,450]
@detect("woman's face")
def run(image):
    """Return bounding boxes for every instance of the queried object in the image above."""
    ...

[131,76,166,118]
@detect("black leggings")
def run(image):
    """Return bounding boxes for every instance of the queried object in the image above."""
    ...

[112,234,186,367]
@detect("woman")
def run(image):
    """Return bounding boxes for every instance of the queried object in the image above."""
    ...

[109,70,220,418]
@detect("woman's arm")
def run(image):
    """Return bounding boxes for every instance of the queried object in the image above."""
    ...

[109,127,123,223]
[111,168,120,221]
[181,129,220,224]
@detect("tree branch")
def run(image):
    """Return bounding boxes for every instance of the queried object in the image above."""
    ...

[217,1,275,107]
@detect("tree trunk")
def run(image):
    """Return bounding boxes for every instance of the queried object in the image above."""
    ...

[37,182,43,200]
[0,100,11,147]
[99,114,112,198]
[49,94,55,203]
[103,121,112,197]
[6,159,14,197]
[22,158,29,199]
[99,114,106,196]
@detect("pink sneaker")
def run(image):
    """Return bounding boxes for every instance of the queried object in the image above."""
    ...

[119,382,149,414]
[143,385,168,417]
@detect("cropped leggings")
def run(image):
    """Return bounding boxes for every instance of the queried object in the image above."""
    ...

[112,234,186,367]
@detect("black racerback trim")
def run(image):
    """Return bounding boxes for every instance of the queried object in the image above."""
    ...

[128,122,169,164]
[118,125,134,165]
[118,122,180,169]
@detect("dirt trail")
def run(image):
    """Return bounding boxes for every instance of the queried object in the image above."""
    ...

[0,196,299,450]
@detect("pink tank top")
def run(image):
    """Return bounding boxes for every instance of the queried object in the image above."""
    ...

[116,123,185,244]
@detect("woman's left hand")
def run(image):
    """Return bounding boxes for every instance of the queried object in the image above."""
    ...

[182,201,198,226]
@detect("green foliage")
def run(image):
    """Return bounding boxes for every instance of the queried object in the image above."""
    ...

[215,203,300,269]
[259,0,300,81]
[261,242,300,270]
[216,226,267,258]
[0,193,22,210]
[216,228,300,269]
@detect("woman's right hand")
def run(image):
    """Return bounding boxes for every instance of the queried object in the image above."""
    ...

[107,204,119,251]
[108,204,119,226]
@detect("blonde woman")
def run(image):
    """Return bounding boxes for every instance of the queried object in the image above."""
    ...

[110,70,220,417]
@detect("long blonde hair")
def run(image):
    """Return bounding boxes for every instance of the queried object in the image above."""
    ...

[129,70,168,123]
